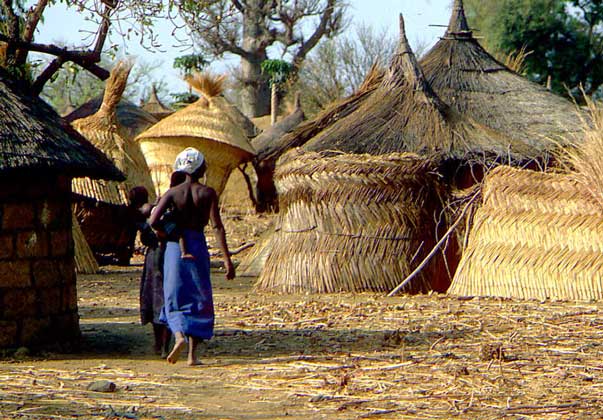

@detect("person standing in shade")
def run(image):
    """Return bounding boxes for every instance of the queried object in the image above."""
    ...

[149,147,235,366]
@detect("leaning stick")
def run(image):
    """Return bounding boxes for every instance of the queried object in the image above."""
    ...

[387,191,481,297]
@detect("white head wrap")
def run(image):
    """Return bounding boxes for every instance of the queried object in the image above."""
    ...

[173,147,205,175]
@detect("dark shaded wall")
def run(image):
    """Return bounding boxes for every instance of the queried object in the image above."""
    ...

[0,175,80,348]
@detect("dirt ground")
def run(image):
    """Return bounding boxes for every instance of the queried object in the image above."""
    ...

[2,180,603,419]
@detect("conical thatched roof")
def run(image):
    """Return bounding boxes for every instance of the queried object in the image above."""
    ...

[72,62,156,205]
[65,96,159,141]
[141,85,173,120]
[303,15,506,159]
[0,68,122,180]
[137,73,255,158]
[419,0,583,154]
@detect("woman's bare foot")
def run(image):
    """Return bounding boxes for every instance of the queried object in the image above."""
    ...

[166,334,186,364]
[187,358,202,366]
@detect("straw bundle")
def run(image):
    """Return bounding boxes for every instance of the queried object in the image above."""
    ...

[136,72,256,195]
[449,165,603,301]
[256,151,450,294]
[72,62,157,205]
[72,212,99,274]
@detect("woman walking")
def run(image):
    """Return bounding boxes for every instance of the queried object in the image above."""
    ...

[149,147,235,365]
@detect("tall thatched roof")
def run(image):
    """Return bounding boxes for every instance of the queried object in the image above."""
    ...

[419,0,583,154]
[0,68,122,180]
[302,15,507,159]
[141,85,173,120]
[72,62,156,205]
[65,97,159,141]
[137,73,256,158]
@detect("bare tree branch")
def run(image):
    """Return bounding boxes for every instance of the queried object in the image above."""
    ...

[292,0,338,68]
[16,0,50,65]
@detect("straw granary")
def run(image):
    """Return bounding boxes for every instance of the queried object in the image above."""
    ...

[449,165,603,301]
[136,73,256,196]
[256,151,449,293]
[71,62,156,265]
[65,96,158,142]
[419,0,583,167]
[72,214,99,274]
[0,68,122,349]
[141,85,173,120]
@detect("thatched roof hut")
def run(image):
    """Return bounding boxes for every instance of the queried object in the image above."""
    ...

[419,0,583,157]
[449,166,603,301]
[71,62,156,264]
[303,15,508,163]
[0,68,121,349]
[256,151,449,293]
[141,85,173,120]
[65,96,158,142]
[136,73,256,196]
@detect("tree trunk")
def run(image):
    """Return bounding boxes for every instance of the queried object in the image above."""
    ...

[270,83,278,125]
[241,1,271,118]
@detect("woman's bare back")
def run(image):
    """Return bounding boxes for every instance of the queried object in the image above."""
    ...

[169,181,217,231]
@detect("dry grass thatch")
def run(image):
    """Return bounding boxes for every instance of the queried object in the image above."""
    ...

[257,63,383,164]
[301,15,525,163]
[136,72,256,195]
[0,68,122,180]
[556,94,603,209]
[141,85,173,120]
[72,212,99,274]
[449,165,603,301]
[72,62,157,205]
[419,0,584,155]
[255,150,451,294]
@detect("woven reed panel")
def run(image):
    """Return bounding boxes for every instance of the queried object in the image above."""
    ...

[449,166,603,301]
[256,151,449,294]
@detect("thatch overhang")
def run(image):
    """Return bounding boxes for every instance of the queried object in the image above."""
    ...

[65,96,159,141]
[302,15,506,161]
[0,69,122,181]
[71,62,156,206]
[419,0,583,158]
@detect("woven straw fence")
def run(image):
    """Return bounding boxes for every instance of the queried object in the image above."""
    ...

[449,165,603,301]
[255,151,449,294]
[72,212,99,274]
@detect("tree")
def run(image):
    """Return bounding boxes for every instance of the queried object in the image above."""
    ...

[261,58,293,124]
[465,0,603,98]
[173,0,347,117]
[0,0,166,95]
[294,22,399,115]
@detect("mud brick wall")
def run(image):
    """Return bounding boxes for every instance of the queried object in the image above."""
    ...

[0,175,80,349]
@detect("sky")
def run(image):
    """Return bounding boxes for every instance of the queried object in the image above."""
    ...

[35,0,453,95]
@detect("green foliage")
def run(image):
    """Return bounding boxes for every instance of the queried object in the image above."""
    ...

[169,91,199,109]
[466,0,603,98]
[261,59,293,86]
[173,53,208,76]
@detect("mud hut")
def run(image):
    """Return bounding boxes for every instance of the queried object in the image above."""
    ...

[419,0,583,182]
[141,85,173,120]
[256,152,447,293]
[0,69,122,349]
[449,166,603,301]
[136,73,256,196]
[71,62,156,265]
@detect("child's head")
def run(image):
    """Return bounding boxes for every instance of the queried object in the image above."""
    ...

[128,186,149,209]
[170,171,188,187]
